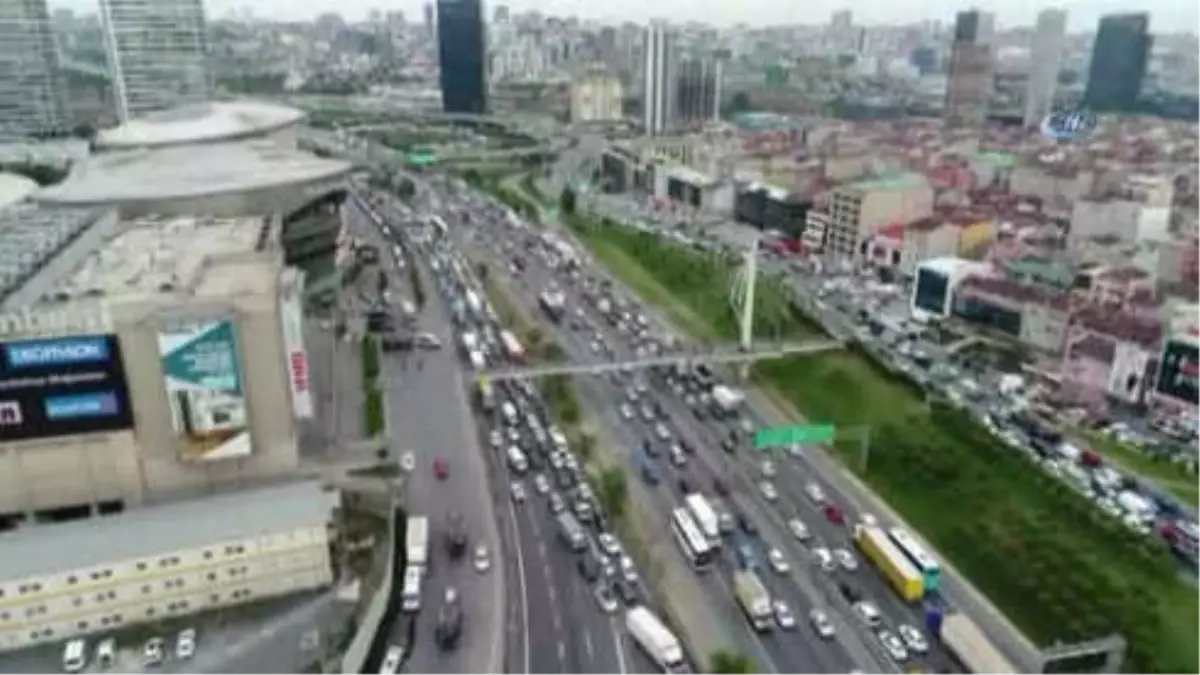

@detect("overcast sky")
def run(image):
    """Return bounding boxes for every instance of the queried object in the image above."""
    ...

[52,0,1198,33]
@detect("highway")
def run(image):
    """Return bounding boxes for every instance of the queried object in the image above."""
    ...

[355,190,652,674]
[425,176,890,674]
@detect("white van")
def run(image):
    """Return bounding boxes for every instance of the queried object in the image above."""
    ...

[96,638,116,669]
[63,639,87,673]
[501,402,518,426]
[507,446,529,474]
[548,427,569,451]
[400,566,423,612]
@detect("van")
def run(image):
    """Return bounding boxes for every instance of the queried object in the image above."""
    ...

[507,446,529,474]
[96,638,116,669]
[63,639,87,673]
[501,402,518,426]
[401,566,424,612]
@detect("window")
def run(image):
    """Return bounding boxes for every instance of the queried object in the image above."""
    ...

[203,551,213,560]
[206,573,216,582]
[137,562,147,572]
[100,617,110,626]
[146,608,155,617]
[106,590,116,599]
[210,594,220,603]
[72,598,82,607]
[67,576,77,585]
[142,585,151,594]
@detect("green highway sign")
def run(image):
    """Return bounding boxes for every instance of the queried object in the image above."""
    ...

[755,424,835,449]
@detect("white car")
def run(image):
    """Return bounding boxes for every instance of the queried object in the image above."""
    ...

[834,548,858,571]
[594,584,619,613]
[511,481,527,503]
[473,545,491,573]
[619,403,635,420]
[878,630,909,662]
[142,638,165,667]
[805,482,826,503]
[598,533,622,557]
[619,555,638,583]
[809,609,836,639]
[533,473,550,494]
[653,423,671,441]
[175,628,196,660]
[854,601,882,627]
[898,624,929,654]
[760,460,776,478]
[381,645,404,674]
[767,548,790,574]
[788,518,811,541]
[669,445,687,467]
[489,430,502,449]
[759,481,778,502]
[773,600,797,630]
[813,547,835,571]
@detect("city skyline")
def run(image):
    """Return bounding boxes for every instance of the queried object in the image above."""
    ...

[49,0,1199,34]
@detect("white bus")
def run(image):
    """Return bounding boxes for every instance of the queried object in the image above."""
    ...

[669,508,714,570]
[400,565,423,612]
[684,493,721,548]
[888,527,942,592]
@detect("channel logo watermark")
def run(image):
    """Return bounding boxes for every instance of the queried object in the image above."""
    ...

[1040,109,1098,142]
[5,336,111,368]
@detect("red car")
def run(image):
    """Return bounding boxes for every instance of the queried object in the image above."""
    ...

[823,503,845,525]
[433,458,450,480]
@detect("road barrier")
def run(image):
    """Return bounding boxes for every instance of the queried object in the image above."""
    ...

[340,505,406,674]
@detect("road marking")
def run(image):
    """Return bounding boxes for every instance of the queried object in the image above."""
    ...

[537,541,546,559]
[547,583,556,604]
[552,610,562,631]
[507,497,531,673]
[557,641,566,664]
[583,630,594,662]
[610,619,628,674]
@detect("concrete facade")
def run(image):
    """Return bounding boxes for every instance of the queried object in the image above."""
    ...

[827,173,934,260]
[570,70,623,123]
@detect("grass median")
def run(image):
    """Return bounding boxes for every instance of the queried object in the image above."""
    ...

[565,215,1198,673]
[361,335,385,437]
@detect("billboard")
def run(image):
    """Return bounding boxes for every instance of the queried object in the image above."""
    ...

[0,334,134,442]
[1156,337,1199,405]
[1107,342,1152,404]
[279,279,314,419]
[158,319,252,462]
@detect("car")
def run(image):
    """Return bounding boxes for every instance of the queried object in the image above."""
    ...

[598,533,622,557]
[577,555,601,582]
[773,600,797,630]
[788,518,811,541]
[878,630,909,662]
[142,637,165,667]
[473,545,491,573]
[809,609,836,639]
[433,457,450,480]
[548,491,565,513]
[737,513,758,536]
[760,460,776,478]
[823,503,845,525]
[95,638,116,670]
[834,548,858,571]
[720,437,735,453]
[381,645,404,674]
[854,601,882,627]
[619,555,638,583]
[415,333,443,349]
[640,404,656,422]
[813,546,835,571]
[594,584,619,613]
[653,423,671,440]
[898,624,929,654]
[759,481,778,502]
[488,430,503,449]
[533,473,550,495]
[617,578,640,606]
[767,548,790,574]
[619,403,635,420]
[511,481,527,503]
[805,482,827,503]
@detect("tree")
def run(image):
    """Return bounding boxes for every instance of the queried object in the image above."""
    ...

[576,429,596,463]
[708,649,756,674]
[596,467,628,521]
[560,186,577,216]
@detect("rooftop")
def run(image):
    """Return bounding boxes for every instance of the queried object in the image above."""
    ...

[666,164,715,187]
[41,214,267,304]
[0,205,105,302]
[36,141,350,207]
[843,172,928,194]
[0,480,338,583]
[973,151,1019,169]
[0,172,39,209]
[94,101,306,151]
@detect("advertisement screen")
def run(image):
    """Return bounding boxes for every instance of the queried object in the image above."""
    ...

[158,319,252,462]
[279,285,314,419]
[1156,338,1199,405]
[1107,342,1152,404]
[0,334,134,442]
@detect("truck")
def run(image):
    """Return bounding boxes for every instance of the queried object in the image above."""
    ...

[406,516,430,568]
[938,612,1017,674]
[539,290,566,322]
[557,512,587,551]
[460,331,479,356]
[733,569,773,631]
[854,524,923,602]
[625,607,687,672]
[711,386,745,418]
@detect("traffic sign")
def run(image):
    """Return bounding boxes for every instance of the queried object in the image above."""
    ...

[755,424,835,449]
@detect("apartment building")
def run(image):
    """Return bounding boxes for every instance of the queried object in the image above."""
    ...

[0,481,337,653]
[826,172,933,260]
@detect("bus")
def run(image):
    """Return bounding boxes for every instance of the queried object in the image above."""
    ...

[888,527,942,592]
[669,508,715,570]
[684,493,722,548]
[558,512,587,551]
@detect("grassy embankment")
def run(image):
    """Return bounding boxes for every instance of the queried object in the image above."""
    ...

[562,215,1198,674]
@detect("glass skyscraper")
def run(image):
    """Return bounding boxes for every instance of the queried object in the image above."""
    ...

[437,0,487,114]
[1084,13,1151,113]
[0,0,67,140]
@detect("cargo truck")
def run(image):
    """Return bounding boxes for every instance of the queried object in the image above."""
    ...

[406,516,429,568]
[733,569,773,631]
[625,607,687,672]
[539,290,566,322]
[854,524,923,602]
[711,386,744,418]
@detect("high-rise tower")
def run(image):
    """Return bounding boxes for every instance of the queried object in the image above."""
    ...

[1085,13,1151,113]
[1024,8,1067,127]
[437,0,488,114]
[641,21,672,136]
[0,0,67,139]
[943,9,994,129]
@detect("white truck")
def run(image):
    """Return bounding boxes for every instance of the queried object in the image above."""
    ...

[711,386,745,418]
[625,607,686,672]
[733,569,773,632]
[539,290,566,322]
[406,516,429,568]
[460,331,479,355]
